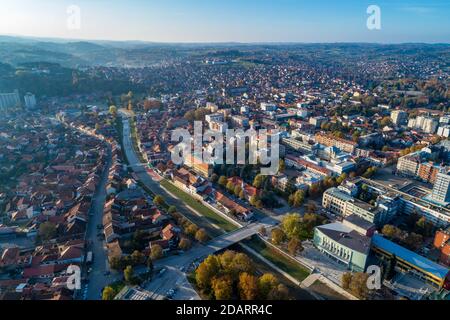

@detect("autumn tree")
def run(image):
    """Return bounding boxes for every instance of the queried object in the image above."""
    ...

[178,237,192,251]
[102,286,116,300]
[267,284,290,300]
[124,265,135,284]
[258,273,279,298]
[150,244,163,260]
[130,250,145,265]
[195,228,209,243]
[271,228,286,245]
[196,255,221,289]
[287,238,303,256]
[218,176,228,188]
[153,195,166,207]
[238,272,259,300]
[211,276,233,300]
[109,105,117,116]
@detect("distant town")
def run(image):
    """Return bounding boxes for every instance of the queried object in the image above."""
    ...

[0,40,449,301]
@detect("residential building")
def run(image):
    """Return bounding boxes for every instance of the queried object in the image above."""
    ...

[24,93,36,109]
[315,133,357,154]
[433,227,450,266]
[390,110,408,126]
[431,172,450,204]
[0,90,20,111]
[322,187,353,215]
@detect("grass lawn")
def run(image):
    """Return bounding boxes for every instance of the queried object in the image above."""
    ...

[243,236,310,282]
[160,179,238,232]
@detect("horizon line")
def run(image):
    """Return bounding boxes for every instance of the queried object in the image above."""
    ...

[1,33,449,46]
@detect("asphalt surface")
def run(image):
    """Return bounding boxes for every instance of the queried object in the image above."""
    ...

[85,146,116,300]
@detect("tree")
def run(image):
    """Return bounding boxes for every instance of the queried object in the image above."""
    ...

[253,174,265,189]
[178,238,192,251]
[281,213,302,239]
[124,265,135,284]
[109,105,117,116]
[153,195,165,206]
[306,202,317,214]
[258,273,278,299]
[341,272,352,290]
[211,276,233,300]
[287,238,303,256]
[219,250,237,274]
[185,223,199,237]
[150,244,163,260]
[349,273,370,299]
[39,222,57,241]
[415,217,434,237]
[271,228,285,245]
[382,225,401,240]
[102,286,116,300]
[234,185,242,197]
[226,181,235,193]
[267,284,290,300]
[231,253,254,275]
[403,233,423,251]
[210,173,219,183]
[218,176,228,187]
[168,206,177,214]
[278,159,285,173]
[130,250,144,265]
[288,190,305,207]
[238,272,259,300]
[195,228,209,243]
[196,255,220,289]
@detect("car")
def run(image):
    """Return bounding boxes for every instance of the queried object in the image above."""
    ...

[103,271,110,276]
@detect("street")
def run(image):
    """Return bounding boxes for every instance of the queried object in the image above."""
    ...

[84,146,116,300]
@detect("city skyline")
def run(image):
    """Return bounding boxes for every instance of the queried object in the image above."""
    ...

[1,0,449,43]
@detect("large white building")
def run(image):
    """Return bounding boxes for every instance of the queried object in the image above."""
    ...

[390,110,408,126]
[24,92,36,109]
[431,173,450,204]
[0,90,20,111]
[408,115,439,134]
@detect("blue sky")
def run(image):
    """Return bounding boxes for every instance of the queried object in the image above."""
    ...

[0,0,449,43]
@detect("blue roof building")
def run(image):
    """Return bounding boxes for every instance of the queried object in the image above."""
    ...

[372,234,450,289]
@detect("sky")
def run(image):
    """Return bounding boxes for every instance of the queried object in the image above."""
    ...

[0,0,449,43]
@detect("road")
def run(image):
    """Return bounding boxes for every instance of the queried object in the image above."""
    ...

[84,145,116,300]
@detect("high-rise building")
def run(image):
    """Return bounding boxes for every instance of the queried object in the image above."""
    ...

[24,92,36,109]
[431,172,450,203]
[390,110,408,126]
[0,90,20,112]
